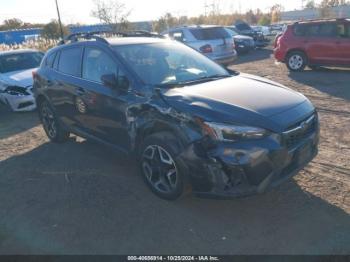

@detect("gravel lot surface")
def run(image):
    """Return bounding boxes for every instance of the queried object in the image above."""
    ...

[0,48,349,254]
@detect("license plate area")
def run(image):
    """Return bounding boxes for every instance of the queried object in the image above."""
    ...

[295,142,313,166]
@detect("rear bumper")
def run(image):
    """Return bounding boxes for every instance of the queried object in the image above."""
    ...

[212,51,238,65]
[180,123,319,199]
[274,47,286,62]
[236,44,255,53]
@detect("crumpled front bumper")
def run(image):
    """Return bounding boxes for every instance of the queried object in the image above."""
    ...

[180,126,319,199]
[0,93,36,112]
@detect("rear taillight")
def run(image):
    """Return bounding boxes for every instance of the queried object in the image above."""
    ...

[200,44,213,54]
[32,71,38,80]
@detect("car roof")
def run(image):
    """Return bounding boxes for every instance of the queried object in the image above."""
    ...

[0,49,41,56]
[296,18,349,25]
[169,25,224,30]
[106,37,168,46]
[44,36,171,57]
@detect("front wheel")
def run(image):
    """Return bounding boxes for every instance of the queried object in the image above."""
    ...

[286,51,307,72]
[38,100,70,143]
[139,132,188,200]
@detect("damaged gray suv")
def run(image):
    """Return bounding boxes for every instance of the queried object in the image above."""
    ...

[33,32,319,200]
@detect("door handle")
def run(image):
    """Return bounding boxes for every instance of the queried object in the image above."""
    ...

[76,87,86,96]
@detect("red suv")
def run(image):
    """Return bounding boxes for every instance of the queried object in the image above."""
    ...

[274,19,350,71]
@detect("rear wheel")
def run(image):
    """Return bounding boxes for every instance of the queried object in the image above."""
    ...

[39,100,70,143]
[139,132,188,200]
[286,51,307,72]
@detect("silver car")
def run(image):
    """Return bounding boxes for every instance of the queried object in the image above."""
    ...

[163,25,237,65]
[0,49,44,112]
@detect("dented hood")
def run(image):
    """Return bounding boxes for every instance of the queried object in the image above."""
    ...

[0,68,35,89]
[163,73,313,131]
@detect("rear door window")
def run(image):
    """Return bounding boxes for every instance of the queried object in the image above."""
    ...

[308,24,320,36]
[293,24,308,36]
[45,52,56,68]
[58,47,82,77]
[295,23,337,37]
[189,27,230,40]
[318,23,337,37]
[337,23,350,38]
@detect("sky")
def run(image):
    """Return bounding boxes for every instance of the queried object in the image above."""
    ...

[0,0,321,25]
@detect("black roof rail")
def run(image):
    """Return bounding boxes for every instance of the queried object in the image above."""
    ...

[121,30,165,38]
[58,30,164,45]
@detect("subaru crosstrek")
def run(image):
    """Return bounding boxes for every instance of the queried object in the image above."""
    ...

[274,19,350,71]
[33,32,319,200]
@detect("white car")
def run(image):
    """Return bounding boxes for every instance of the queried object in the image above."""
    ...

[251,26,271,36]
[0,49,44,112]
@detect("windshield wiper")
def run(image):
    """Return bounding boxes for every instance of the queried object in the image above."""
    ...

[157,74,231,88]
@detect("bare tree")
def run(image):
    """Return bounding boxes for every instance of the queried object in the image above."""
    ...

[91,0,131,31]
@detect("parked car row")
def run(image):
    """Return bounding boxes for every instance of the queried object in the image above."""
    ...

[162,25,237,65]
[162,23,270,63]
[231,21,270,48]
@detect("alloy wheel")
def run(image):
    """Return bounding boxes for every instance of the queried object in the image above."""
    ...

[142,145,178,194]
[41,103,57,139]
[288,54,304,70]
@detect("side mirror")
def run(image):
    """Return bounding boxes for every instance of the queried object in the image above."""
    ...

[101,74,130,91]
[117,75,130,91]
[101,74,118,89]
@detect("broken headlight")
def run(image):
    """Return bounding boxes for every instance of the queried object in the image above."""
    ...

[4,86,29,96]
[202,122,269,141]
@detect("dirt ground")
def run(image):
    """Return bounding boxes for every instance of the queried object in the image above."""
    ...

[0,48,349,255]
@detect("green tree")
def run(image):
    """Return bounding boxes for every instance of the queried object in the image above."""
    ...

[245,10,258,25]
[153,13,179,33]
[305,0,316,9]
[41,20,68,39]
[258,15,271,26]
[1,18,23,30]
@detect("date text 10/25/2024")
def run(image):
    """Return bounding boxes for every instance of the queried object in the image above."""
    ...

[127,256,220,261]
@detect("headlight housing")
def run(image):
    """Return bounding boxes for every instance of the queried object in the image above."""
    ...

[3,86,29,96]
[201,121,269,141]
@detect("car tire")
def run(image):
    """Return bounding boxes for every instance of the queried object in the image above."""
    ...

[286,51,307,72]
[38,100,70,143]
[139,132,188,200]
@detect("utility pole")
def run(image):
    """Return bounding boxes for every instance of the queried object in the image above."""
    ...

[204,1,208,16]
[55,0,64,39]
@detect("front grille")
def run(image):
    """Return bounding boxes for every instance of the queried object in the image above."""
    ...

[283,114,317,148]
[17,101,34,109]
